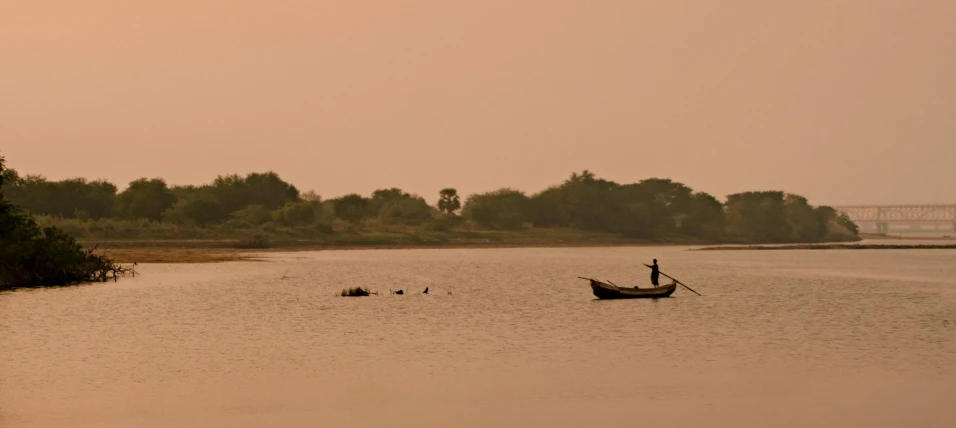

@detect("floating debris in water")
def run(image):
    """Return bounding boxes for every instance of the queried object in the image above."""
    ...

[341,287,371,297]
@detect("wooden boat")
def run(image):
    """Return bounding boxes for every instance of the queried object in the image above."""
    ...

[583,278,677,299]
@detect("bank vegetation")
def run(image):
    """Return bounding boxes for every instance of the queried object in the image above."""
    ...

[1,156,132,290]
[2,161,859,257]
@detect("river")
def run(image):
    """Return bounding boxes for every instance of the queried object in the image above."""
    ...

[2,244,955,427]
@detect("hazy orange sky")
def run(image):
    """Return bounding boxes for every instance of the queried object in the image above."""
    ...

[2,1,954,204]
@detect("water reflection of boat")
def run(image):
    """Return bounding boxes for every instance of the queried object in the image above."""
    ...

[580,278,677,299]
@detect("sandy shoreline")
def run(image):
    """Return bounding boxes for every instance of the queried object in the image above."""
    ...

[89,233,952,263]
[89,240,698,263]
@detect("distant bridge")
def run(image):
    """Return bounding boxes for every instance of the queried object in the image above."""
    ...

[833,205,956,234]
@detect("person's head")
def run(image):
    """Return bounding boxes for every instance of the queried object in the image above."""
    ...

[653,259,657,264]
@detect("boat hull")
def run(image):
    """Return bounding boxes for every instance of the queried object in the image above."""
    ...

[587,279,677,299]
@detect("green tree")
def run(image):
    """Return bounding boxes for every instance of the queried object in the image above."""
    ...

[816,206,860,241]
[558,170,621,230]
[230,204,273,227]
[164,195,226,226]
[3,175,117,219]
[527,186,565,227]
[0,165,17,186]
[784,194,825,242]
[612,184,663,236]
[462,188,529,229]
[836,212,859,236]
[117,178,177,222]
[524,171,688,237]
[2,174,49,214]
[65,178,117,219]
[333,194,369,224]
[368,188,412,216]
[379,196,433,225]
[680,192,725,240]
[273,201,317,227]
[244,172,299,209]
[211,174,249,213]
[636,178,693,216]
[211,171,299,213]
[300,190,322,202]
[438,188,461,215]
[724,191,790,243]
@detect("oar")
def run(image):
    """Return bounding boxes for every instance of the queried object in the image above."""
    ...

[660,271,701,296]
[645,265,702,296]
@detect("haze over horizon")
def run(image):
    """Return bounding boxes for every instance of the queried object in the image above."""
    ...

[3,1,954,205]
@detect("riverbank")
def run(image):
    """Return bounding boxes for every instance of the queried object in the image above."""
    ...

[695,243,956,251]
[83,230,876,263]
[86,233,709,263]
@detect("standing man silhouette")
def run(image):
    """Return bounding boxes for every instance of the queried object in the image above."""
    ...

[643,259,660,286]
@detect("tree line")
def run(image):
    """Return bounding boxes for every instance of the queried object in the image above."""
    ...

[1,164,857,244]
[461,171,858,243]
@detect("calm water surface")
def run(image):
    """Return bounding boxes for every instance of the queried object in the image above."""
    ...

[2,246,955,427]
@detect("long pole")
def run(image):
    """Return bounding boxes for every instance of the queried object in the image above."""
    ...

[646,265,702,296]
[660,272,702,296]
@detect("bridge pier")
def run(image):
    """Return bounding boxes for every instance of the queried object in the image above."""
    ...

[876,222,889,234]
